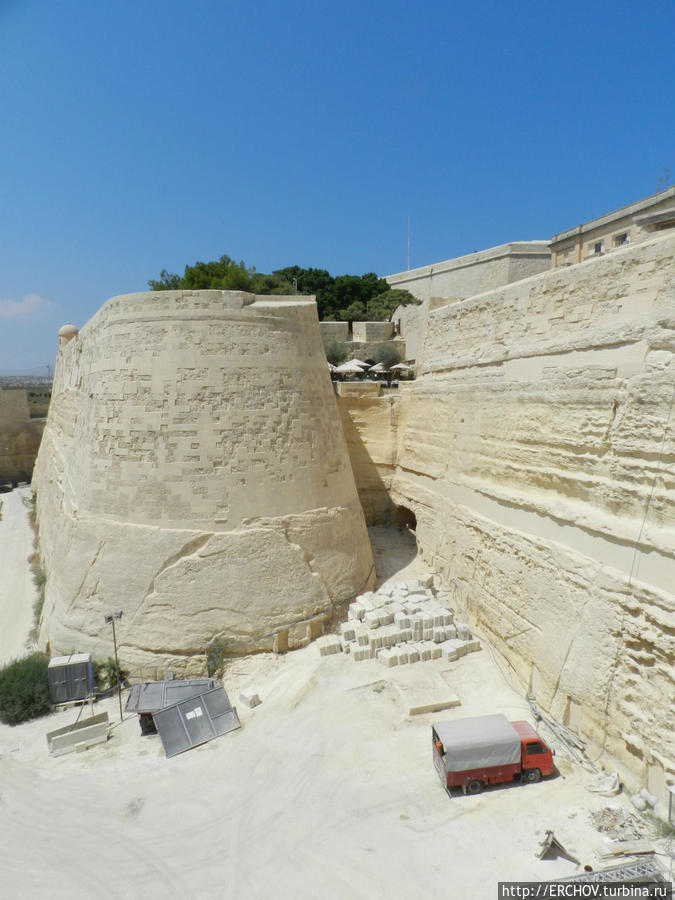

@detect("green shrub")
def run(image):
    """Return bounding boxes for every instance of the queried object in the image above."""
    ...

[102,657,129,690]
[0,653,51,725]
[206,636,227,677]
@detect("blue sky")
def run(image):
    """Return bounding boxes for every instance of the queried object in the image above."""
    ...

[1,0,673,371]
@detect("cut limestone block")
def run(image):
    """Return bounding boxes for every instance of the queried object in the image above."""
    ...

[407,647,420,664]
[394,612,410,629]
[429,643,442,660]
[364,611,381,629]
[464,638,481,653]
[457,623,472,640]
[440,639,468,661]
[379,609,395,626]
[239,689,261,709]
[317,635,343,656]
[377,648,398,668]
[357,630,370,647]
[432,627,446,643]
[444,624,458,640]
[352,645,375,662]
[348,602,364,621]
[396,646,409,665]
[340,623,357,643]
[416,642,432,662]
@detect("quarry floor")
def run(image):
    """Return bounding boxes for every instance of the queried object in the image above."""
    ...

[0,500,668,899]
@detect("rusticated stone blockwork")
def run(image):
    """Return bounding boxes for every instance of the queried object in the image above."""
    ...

[388,233,675,800]
[33,291,374,669]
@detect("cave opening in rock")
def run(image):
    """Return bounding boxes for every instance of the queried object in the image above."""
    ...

[392,504,417,532]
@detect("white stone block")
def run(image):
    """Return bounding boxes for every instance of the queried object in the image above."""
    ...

[394,612,410,629]
[430,644,442,660]
[407,647,420,664]
[396,646,409,665]
[340,623,356,642]
[444,624,457,640]
[377,648,398,667]
[357,631,370,646]
[432,627,446,643]
[364,610,381,629]
[317,635,342,656]
[239,689,261,708]
[348,602,364,621]
[379,609,395,626]
[457,623,472,640]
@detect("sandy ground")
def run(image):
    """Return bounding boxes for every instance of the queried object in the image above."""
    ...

[0,487,38,664]
[0,525,668,899]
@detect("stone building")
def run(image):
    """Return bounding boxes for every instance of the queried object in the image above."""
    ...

[550,186,675,267]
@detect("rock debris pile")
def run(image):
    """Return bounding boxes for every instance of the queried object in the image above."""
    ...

[317,576,481,666]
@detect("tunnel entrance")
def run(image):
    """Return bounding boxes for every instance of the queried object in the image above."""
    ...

[391,504,417,531]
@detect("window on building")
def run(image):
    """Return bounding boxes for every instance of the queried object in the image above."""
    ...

[593,241,603,255]
[614,232,629,247]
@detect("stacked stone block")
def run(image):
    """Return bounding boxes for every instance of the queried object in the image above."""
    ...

[317,576,481,665]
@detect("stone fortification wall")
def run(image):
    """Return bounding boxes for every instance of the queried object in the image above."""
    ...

[387,233,675,801]
[351,322,395,342]
[0,389,45,482]
[33,290,374,671]
[0,389,30,426]
[319,321,350,342]
[385,241,551,304]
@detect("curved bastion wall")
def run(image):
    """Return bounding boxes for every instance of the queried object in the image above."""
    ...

[33,290,375,671]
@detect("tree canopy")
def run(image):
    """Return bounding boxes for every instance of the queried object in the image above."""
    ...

[149,255,421,322]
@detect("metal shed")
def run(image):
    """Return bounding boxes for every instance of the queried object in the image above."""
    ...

[125,678,215,735]
[153,686,241,758]
[47,653,94,704]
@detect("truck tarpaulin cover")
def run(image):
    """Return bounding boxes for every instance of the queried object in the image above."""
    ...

[436,715,521,772]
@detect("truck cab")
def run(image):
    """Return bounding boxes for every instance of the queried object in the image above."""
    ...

[511,720,555,782]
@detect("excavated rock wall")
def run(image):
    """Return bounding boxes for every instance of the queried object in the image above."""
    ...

[387,234,674,799]
[33,290,374,672]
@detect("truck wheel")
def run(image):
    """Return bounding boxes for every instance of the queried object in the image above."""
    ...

[525,769,541,783]
[467,780,483,795]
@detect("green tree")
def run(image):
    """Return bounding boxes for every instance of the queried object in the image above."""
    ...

[325,339,349,366]
[366,288,420,321]
[373,343,403,368]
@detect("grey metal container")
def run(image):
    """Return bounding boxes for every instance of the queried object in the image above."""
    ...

[47,653,94,704]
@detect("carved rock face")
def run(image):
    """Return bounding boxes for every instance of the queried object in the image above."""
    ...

[34,291,374,669]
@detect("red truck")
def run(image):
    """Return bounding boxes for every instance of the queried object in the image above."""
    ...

[432,714,555,794]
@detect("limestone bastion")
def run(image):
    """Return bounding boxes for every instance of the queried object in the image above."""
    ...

[32,290,375,672]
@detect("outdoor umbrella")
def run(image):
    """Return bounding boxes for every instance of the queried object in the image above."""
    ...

[336,359,368,374]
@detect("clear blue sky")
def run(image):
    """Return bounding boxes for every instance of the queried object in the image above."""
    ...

[1,0,673,371]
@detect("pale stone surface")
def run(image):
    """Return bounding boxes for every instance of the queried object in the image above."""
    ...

[339,233,675,803]
[32,291,374,669]
[388,233,675,802]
